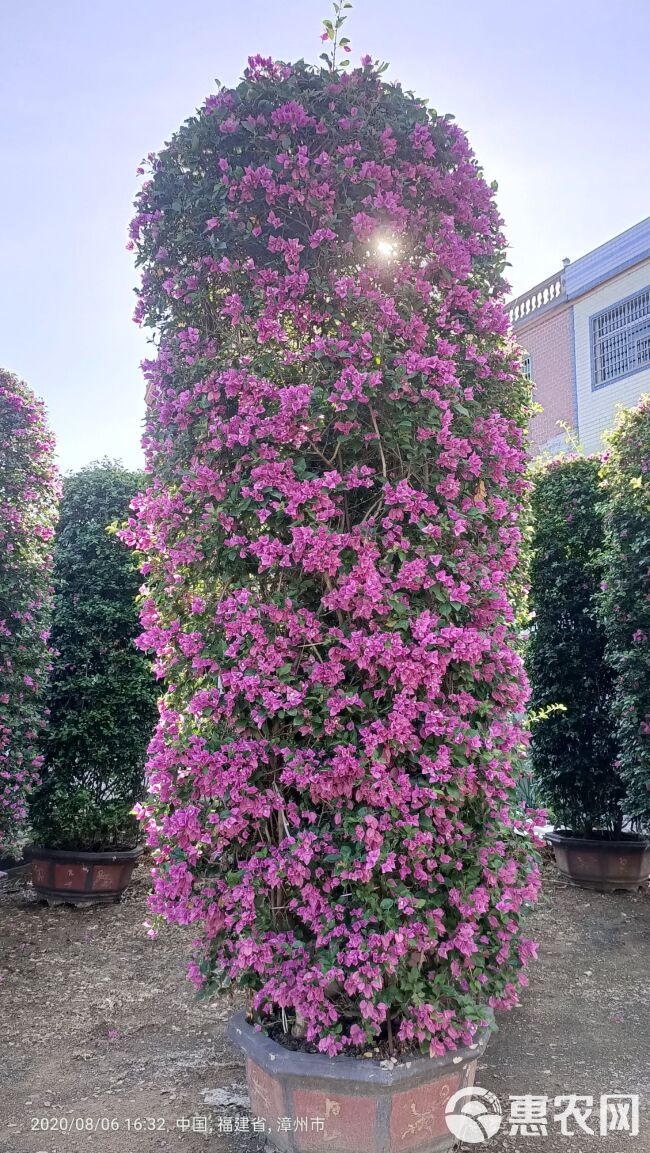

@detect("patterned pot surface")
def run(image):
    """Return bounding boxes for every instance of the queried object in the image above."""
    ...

[228,1012,491,1153]
[28,845,143,905]
[546,831,650,891]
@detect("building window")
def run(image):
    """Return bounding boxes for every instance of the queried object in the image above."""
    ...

[591,286,650,389]
[521,354,532,380]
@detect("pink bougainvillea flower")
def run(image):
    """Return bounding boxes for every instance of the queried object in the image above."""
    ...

[0,371,58,855]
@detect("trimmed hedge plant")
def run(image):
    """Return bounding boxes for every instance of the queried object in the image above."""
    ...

[125,44,540,1057]
[30,461,158,851]
[527,457,621,835]
[0,369,58,855]
[598,398,650,828]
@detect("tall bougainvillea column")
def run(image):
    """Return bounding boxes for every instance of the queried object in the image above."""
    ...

[125,53,540,1057]
[0,369,58,854]
[598,398,650,827]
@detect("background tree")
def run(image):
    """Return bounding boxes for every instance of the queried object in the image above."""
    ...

[30,461,158,851]
[125,45,539,1057]
[0,369,58,855]
[527,457,621,834]
[598,398,650,829]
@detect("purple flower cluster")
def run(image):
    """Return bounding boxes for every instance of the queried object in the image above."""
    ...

[0,369,59,852]
[125,57,540,1056]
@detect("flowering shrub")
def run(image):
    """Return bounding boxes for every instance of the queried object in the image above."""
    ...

[0,369,58,854]
[30,462,158,851]
[125,48,540,1057]
[598,398,650,828]
[527,458,621,834]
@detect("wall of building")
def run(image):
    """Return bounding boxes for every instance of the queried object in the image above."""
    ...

[572,259,650,454]
[515,304,575,455]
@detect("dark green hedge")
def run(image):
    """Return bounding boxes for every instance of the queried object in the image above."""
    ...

[527,457,622,835]
[598,399,650,828]
[30,461,158,850]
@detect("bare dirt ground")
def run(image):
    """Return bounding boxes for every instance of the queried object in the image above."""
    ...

[1,858,648,1153]
[478,866,650,1152]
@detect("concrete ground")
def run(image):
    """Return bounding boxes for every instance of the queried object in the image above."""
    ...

[0,858,648,1153]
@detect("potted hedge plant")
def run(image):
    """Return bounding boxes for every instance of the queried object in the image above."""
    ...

[596,399,650,874]
[29,461,158,904]
[0,369,58,863]
[528,455,650,889]
[125,13,540,1151]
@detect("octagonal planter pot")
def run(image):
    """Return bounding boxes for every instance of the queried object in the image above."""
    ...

[546,830,650,891]
[228,1012,491,1153]
[28,844,143,905]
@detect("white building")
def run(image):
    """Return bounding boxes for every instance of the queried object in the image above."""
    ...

[508,217,650,455]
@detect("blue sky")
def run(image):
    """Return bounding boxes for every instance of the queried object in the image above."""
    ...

[2,0,648,472]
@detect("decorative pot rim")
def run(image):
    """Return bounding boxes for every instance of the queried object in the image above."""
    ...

[26,844,144,864]
[227,1010,492,1090]
[545,830,650,851]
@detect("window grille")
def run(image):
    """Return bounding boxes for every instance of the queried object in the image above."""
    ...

[521,354,532,380]
[591,287,650,388]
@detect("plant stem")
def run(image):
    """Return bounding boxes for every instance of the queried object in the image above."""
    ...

[387,1011,394,1056]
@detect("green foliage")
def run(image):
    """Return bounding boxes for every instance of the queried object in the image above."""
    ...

[30,460,158,850]
[597,398,650,827]
[514,764,546,814]
[527,457,622,835]
[30,786,139,852]
[320,1,354,71]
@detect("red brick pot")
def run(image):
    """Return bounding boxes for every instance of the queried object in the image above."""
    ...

[228,1012,491,1153]
[28,845,143,905]
[546,830,650,891]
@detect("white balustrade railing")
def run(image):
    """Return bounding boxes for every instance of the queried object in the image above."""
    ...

[507,270,566,325]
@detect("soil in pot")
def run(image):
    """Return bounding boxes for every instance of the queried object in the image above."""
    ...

[265,1018,425,1063]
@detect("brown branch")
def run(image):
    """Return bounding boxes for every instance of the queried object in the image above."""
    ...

[323,573,345,629]
[370,408,387,479]
[304,437,339,469]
